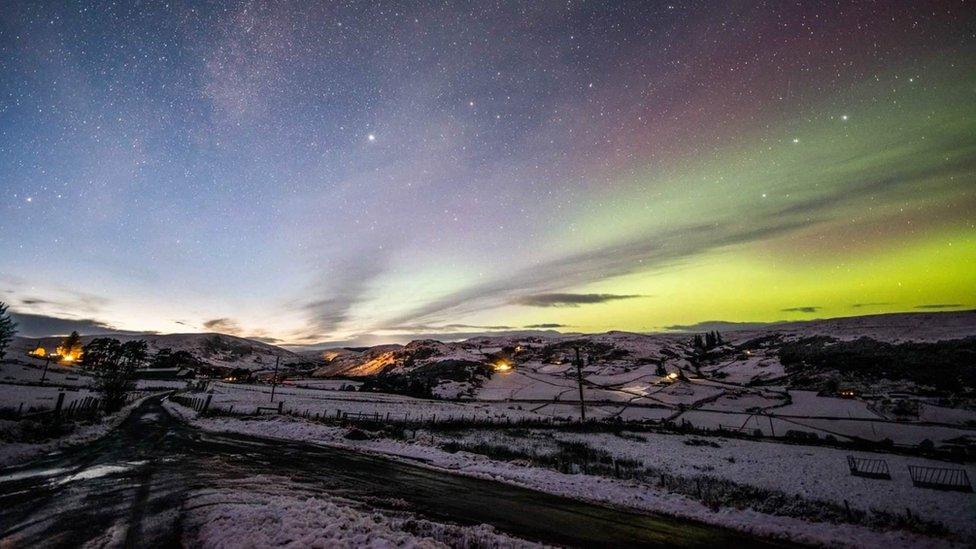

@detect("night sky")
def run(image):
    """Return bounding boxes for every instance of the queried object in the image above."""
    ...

[1,2,974,345]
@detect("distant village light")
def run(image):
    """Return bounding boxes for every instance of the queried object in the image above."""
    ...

[55,345,81,363]
[667,372,679,380]
[29,346,47,357]
[493,359,513,372]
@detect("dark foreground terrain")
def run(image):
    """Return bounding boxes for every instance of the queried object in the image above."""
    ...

[0,396,788,548]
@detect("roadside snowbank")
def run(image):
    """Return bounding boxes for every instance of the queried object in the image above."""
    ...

[0,393,159,467]
[181,475,543,548]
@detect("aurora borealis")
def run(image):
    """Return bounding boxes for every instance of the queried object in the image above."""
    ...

[1,2,974,345]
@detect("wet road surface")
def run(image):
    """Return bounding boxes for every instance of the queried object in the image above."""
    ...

[0,396,789,547]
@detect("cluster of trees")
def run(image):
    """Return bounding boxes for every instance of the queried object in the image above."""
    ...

[362,360,490,398]
[151,348,200,370]
[81,338,149,411]
[0,301,15,361]
[779,336,976,395]
[692,331,724,350]
[58,331,83,359]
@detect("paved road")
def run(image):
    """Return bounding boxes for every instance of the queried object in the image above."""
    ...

[0,396,789,547]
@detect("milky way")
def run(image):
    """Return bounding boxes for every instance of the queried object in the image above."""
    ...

[1,2,974,345]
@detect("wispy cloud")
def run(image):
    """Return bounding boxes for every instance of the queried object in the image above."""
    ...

[851,302,893,308]
[781,306,821,313]
[514,293,644,307]
[385,323,516,332]
[523,323,568,329]
[202,317,242,334]
[663,320,773,332]
[914,303,965,309]
[301,249,393,337]
[378,216,816,328]
[249,336,283,344]
[9,312,131,338]
[12,290,110,316]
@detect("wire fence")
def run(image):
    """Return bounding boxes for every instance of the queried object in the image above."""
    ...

[2,392,107,421]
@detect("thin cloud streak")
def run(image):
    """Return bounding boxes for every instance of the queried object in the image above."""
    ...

[514,293,644,307]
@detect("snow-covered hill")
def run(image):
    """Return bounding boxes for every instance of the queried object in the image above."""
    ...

[747,310,976,343]
[301,310,976,400]
[10,333,305,373]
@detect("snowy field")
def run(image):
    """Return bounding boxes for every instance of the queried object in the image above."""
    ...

[673,409,976,446]
[0,363,189,408]
[0,384,98,413]
[775,390,883,419]
[284,379,363,391]
[198,378,976,447]
[204,380,705,423]
[0,361,94,388]
[440,428,976,538]
[203,381,547,422]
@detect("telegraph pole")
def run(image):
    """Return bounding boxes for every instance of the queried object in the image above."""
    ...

[574,347,586,422]
[40,355,52,385]
[270,356,280,403]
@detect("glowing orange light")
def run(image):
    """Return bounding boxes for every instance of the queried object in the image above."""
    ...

[666,372,679,380]
[55,345,82,364]
[29,347,47,357]
[493,360,513,372]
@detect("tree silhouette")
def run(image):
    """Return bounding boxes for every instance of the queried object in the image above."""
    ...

[83,338,147,411]
[59,330,83,359]
[655,357,667,377]
[0,302,16,360]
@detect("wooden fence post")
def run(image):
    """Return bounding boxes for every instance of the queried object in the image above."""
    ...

[203,394,212,412]
[54,393,65,416]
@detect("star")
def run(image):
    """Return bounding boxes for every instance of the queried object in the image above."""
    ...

[367,134,376,142]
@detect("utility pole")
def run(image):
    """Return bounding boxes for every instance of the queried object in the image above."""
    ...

[270,356,280,403]
[40,355,52,385]
[574,346,586,422]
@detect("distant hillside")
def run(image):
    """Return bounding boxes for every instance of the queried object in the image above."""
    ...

[300,310,976,399]
[7,310,973,389]
[10,332,306,373]
[753,310,976,342]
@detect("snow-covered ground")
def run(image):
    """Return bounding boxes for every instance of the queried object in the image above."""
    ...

[675,409,976,445]
[0,361,94,388]
[762,310,976,343]
[0,383,99,413]
[775,390,882,419]
[164,398,974,547]
[284,379,364,391]
[202,381,547,422]
[198,377,976,447]
[180,475,541,548]
[0,393,158,467]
